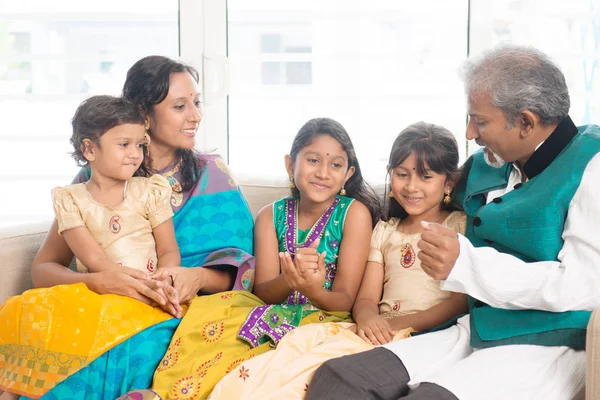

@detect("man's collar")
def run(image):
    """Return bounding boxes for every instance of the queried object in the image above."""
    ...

[522,116,578,179]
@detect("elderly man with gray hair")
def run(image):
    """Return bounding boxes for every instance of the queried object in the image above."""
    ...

[306,45,600,400]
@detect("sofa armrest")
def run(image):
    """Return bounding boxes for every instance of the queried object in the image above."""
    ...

[587,309,600,399]
[0,222,51,305]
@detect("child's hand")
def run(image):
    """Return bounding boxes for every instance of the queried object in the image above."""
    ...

[86,267,168,306]
[297,250,327,293]
[279,244,326,296]
[356,314,396,345]
[293,239,321,275]
[279,252,307,291]
[292,239,327,293]
[150,270,183,318]
[161,283,183,318]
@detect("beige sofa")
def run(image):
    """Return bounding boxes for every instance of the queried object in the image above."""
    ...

[1,180,598,399]
[0,179,291,305]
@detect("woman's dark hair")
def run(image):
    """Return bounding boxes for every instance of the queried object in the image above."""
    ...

[384,121,461,221]
[122,55,204,191]
[289,118,381,227]
[70,95,151,175]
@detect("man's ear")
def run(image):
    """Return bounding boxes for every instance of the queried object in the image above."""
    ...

[284,154,294,179]
[81,139,96,162]
[519,110,539,139]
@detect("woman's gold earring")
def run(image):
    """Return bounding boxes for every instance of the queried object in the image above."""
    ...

[289,177,295,189]
[443,189,452,205]
[339,186,346,196]
[389,192,394,198]
[143,130,151,157]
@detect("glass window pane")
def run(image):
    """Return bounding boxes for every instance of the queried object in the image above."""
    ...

[261,61,282,84]
[0,0,179,228]
[469,0,600,136]
[227,0,469,181]
[285,61,311,84]
[261,33,282,53]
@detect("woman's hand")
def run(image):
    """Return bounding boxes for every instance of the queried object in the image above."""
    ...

[356,314,396,345]
[154,266,205,304]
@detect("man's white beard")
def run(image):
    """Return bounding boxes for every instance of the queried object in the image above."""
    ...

[483,147,506,168]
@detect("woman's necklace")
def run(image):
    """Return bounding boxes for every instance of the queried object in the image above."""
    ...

[159,161,183,207]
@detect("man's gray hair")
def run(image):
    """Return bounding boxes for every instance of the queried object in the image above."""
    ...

[462,45,570,127]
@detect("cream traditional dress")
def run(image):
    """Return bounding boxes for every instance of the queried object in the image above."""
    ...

[52,174,173,273]
[0,175,174,398]
[208,210,466,400]
[0,154,257,400]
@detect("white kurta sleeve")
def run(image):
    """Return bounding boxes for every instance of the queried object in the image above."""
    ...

[440,152,600,312]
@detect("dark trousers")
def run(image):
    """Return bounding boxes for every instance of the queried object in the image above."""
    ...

[306,347,459,400]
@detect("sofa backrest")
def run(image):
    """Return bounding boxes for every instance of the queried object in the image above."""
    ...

[0,179,385,304]
[0,181,291,304]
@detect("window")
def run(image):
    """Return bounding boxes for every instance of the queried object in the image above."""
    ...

[0,0,179,228]
[469,0,600,153]
[222,0,600,180]
[226,0,469,181]
[1,0,599,228]
[259,32,313,85]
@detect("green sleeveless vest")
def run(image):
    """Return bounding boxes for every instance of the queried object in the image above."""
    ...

[456,124,600,349]
[273,195,354,294]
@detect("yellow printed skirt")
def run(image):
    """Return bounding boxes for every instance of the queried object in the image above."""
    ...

[150,291,350,400]
[0,283,171,398]
[208,322,413,400]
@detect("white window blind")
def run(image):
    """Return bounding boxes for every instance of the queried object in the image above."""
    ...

[222,0,600,181]
[225,0,469,182]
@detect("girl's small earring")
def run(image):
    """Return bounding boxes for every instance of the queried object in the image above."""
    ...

[289,177,295,189]
[443,189,452,205]
[389,192,394,198]
[339,186,346,196]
